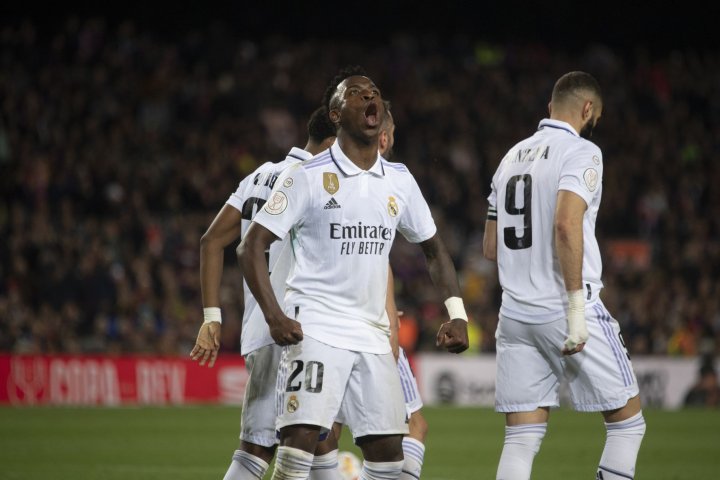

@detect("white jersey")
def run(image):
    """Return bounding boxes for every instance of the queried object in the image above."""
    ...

[226,147,311,355]
[488,119,604,323]
[252,140,437,354]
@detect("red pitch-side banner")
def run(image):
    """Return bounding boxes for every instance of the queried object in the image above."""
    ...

[0,354,247,406]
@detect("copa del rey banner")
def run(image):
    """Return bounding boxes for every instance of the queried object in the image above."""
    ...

[0,354,247,406]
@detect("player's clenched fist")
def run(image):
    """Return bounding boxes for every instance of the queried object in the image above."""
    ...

[267,314,304,346]
[436,318,469,354]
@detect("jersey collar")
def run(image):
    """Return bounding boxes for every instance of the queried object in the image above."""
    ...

[329,140,386,177]
[537,118,579,137]
[287,147,313,162]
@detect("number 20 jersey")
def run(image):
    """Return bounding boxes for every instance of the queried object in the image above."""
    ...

[487,119,604,323]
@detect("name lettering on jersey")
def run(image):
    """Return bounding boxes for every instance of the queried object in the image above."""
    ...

[387,196,399,217]
[323,172,339,195]
[330,222,392,256]
[253,172,278,189]
[506,145,550,164]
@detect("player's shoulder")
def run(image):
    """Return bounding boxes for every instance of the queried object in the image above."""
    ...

[381,158,410,174]
[301,149,333,170]
[568,137,603,165]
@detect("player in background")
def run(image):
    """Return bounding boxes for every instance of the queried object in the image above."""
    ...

[238,66,469,480]
[483,71,645,480]
[190,106,341,480]
[332,102,428,480]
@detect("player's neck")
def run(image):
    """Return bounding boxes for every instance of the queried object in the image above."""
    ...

[337,134,378,171]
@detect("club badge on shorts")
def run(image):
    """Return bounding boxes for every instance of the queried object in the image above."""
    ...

[323,172,339,195]
[287,395,299,413]
[387,196,399,217]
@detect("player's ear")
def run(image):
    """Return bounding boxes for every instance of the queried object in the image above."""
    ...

[329,107,340,125]
[582,100,593,121]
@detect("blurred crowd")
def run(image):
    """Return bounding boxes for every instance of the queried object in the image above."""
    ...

[1,18,719,358]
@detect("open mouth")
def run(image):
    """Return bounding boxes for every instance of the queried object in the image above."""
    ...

[364,102,379,127]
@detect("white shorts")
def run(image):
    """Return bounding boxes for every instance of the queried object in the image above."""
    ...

[495,300,639,413]
[239,344,283,447]
[397,347,423,414]
[276,336,409,439]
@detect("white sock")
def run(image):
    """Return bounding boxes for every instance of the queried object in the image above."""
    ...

[223,450,269,480]
[272,446,314,480]
[400,438,425,479]
[309,449,342,480]
[360,460,404,480]
[496,423,547,480]
[597,412,646,479]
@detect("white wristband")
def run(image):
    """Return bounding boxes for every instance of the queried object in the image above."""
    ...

[444,297,468,322]
[564,290,588,349]
[203,307,222,325]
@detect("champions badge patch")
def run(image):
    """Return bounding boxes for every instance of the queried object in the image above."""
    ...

[323,172,339,195]
[583,168,598,192]
[265,191,288,215]
[387,196,399,217]
[287,395,299,413]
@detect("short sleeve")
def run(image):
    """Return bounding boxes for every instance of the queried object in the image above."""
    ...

[558,144,603,206]
[487,178,498,220]
[397,175,437,243]
[251,163,309,239]
[226,174,253,212]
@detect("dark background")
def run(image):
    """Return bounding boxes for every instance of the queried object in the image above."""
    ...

[4,1,719,51]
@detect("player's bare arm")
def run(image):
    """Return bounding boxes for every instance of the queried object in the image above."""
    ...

[418,234,469,354]
[482,219,497,261]
[555,189,589,355]
[191,204,244,368]
[237,221,303,346]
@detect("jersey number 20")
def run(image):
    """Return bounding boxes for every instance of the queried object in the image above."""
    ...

[504,174,532,250]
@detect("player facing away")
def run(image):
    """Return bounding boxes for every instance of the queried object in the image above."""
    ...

[483,71,645,480]
[331,103,429,480]
[190,106,343,479]
[238,66,469,480]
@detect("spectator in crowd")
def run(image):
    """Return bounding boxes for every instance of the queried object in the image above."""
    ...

[683,358,720,408]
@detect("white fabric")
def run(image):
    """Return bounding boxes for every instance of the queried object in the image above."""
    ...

[495,300,639,412]
[253,141,437,353]
[271,446,314,480]
[360,460,405,480]
[400,437,425,480]
[223,450,269,480]
[276,337,408,438]
[397,347,423,414]
[487,118,604,323]
[597,412,646,479]
[239,344,283,447]
[309,450,343,480]
[496,423,547,480]
[226,147,311,355]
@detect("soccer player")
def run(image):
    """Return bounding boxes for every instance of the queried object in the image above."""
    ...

[483,71,645,480]
[332,103,429,480]
[190,106,339,480]
[238,66,469,480]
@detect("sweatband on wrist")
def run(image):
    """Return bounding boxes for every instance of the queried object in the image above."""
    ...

[567,289,585,313]
[203,307,222,325]
[444,297,468,322]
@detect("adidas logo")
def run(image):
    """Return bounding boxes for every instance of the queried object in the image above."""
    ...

[324,197,341,209]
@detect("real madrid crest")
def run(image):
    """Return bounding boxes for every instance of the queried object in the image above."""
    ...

[287,395,299,413]
[387,196,399,217]
[323,172,339,195]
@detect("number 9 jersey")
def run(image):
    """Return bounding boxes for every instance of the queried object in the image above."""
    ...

[487,118,604,323]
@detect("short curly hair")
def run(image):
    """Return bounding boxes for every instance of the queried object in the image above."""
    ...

[322,65,369,112]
